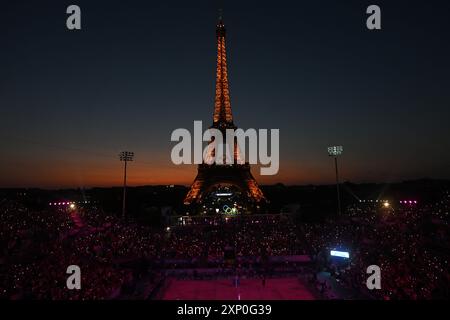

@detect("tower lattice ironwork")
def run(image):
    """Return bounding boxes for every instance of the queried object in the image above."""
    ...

[213,17,233,127]
[184,14,266,212]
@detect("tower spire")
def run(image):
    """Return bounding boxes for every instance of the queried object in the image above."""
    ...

[213,11,233,127]
[218,8,223,22]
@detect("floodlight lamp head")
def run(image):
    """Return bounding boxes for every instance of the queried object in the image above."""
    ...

[328,146,343,156]
[119,151,134,161]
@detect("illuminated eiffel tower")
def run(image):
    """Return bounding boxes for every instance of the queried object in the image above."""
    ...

[184,14,266,213]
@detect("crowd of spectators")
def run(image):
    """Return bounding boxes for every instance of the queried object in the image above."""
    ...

[0,191,448,299]
[302,194,450,299]
[0,201,160,299]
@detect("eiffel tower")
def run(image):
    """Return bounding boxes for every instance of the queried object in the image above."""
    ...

[184,14,266,214]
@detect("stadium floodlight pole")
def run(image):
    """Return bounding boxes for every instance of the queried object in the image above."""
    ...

[328,146,343,216]
[119,151,134,219]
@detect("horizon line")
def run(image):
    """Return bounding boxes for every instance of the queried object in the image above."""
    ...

[1,177,449,191]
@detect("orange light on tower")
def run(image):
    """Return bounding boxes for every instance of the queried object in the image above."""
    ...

[213,17,233,125]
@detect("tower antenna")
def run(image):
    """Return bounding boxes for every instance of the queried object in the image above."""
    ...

[218,0,224,22]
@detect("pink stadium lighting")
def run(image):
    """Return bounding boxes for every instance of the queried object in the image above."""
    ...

[414,200,417,204]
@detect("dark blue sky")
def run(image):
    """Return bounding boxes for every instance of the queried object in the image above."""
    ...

[1,0,449,188]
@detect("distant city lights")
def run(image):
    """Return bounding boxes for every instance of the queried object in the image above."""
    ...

[358,199,418,206]
[359,199,390,203]
[399,200,418,204]
[48,201,90,206]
